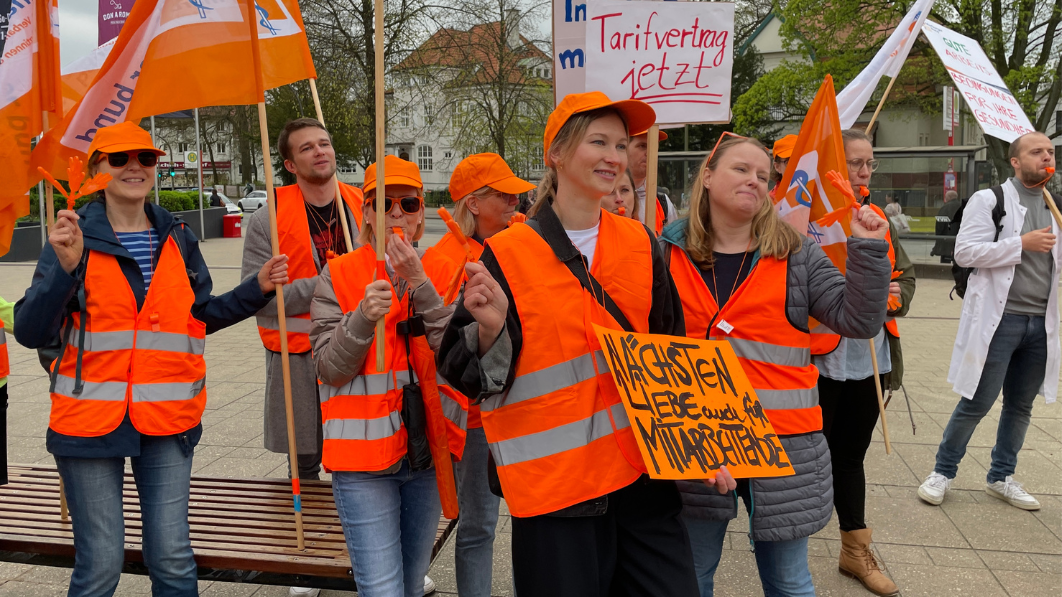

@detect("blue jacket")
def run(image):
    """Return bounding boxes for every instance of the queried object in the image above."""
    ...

[14,200,273,458]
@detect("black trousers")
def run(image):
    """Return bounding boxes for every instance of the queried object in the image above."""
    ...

[819,374,884,532]
[510,476,699,597]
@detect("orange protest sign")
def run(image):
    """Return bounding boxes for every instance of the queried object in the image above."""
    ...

[592,325,794,480]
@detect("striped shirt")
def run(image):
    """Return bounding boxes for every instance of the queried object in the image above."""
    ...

[115,229,156,288]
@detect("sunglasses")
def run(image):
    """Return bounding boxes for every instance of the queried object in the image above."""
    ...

[706,131,749,166]
[97,151,159,168]
[371,195,422,215]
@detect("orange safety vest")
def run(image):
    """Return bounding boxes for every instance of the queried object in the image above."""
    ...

[810,203,899,355]
[654,196,666,235]
[424,231,485,428]
[0,319,9,380]
[669,246,822,436]
[320,245,467,473]
[257,183,364,354]
[49,237,207,437]
[483,211,653,517]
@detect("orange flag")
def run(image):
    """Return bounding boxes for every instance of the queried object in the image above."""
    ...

[31,0,316,181]
[774,75,853,274]
[0,0,62,256]
[60,39,116,115]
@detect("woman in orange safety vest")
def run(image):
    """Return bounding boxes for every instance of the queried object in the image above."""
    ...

[423,152,534,597]
[310,155,465,597]
[13,121,288,597]
[658,134,893,597]
[436,91,734,597]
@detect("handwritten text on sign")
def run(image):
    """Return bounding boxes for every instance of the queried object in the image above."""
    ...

[592,325,793,480]
[584,1,734,125]
[921,20,1034,142]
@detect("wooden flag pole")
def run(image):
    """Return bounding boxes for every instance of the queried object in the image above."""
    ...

[308,79,354,253]
[42,111,55,231]
[373,0,387,371]
[1042,188,1062,229]
[644,124,660,228]
[865,76,898,131]
[245,0,304,550]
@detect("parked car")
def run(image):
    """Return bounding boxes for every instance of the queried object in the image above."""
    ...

[214,192,242,215]
[239,190,268,212]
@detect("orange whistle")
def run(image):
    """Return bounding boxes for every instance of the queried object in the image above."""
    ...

[391,226,404,239]
[507,213,527,227]
[858,185,870,198]
[618,207,626,216]
[325,250,336,261]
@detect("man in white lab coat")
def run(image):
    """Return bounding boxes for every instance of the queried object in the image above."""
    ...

[918,132,1060,511]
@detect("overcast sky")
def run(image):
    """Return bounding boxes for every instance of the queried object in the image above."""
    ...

[58,0,102,66]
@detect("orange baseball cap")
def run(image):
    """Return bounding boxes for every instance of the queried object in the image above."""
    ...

[449,153,536,201]
[631,126,668,142]
[363,155,423,194]
[87,121,165,158]
[544,91,656,166]
[772,135,798,160]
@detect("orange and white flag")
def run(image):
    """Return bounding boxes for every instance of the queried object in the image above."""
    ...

[32,0,316,180]
[774,75,853,274]
[0,0,62,256]
[60,38,116,114]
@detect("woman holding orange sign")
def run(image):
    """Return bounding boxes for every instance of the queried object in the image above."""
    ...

[658,133,893,597]
[424,153,534,597]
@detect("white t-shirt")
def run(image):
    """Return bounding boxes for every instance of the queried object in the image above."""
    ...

[565,222,600,270]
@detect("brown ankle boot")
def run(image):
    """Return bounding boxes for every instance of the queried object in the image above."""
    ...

[839,529,900,596]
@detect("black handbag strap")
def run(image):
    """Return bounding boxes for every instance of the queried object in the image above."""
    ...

[526,217,636,333]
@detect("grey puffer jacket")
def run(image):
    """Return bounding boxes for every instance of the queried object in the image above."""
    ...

[659,219,892,542]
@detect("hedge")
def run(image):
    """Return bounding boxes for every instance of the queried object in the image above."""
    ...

[21,189,204,222]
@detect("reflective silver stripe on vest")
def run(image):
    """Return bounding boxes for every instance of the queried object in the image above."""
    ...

[441,392,467,431]
[323,411,403,441]
[320,371,414,403]
[755,387,818,411]
[52,375,127,401]
[0,326,6,345]
[481,351,610,413]
[257,315,312,335]
[67,329,135,352]
[727,338,810,368]
[132,378,206,402]
[489,405,621,467]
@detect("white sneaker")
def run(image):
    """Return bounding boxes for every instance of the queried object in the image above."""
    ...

[987,476,1041,510]
[917,471,952,505]
[288,588,320,597]
[423,575,436,595]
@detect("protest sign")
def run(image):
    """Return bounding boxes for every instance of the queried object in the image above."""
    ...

[583,0,734,125]
[921,20,1034,142]
[592,325,794,480]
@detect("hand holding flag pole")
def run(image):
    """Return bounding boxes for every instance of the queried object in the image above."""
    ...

[373,0,387,371]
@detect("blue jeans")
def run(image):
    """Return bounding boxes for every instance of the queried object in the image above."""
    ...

[54,435,197,597]
[453,426,501,597]
[935,313,1048,483]
[683,515,815,597]
[332,459,442,597]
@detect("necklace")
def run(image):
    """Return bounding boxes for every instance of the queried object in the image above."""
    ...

[306,199,342,256]
[710,237,753,311]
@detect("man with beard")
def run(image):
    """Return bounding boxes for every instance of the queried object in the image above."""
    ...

[240,118,364,597]
[919,132,1060,513]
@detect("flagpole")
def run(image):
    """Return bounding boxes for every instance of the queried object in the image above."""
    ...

[865,76,897,132]
[1042,188,1062,228]
[643,124,660,227]
[151,116,160,205]
[308,78,354,253]
[194,108,205,240]
[42,112,55,231]
[373,0,387,371]
[244,0,305,550]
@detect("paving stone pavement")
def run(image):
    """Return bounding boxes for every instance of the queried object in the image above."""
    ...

[0,231,1059,596]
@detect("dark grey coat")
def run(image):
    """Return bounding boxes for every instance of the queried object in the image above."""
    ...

[660,222,892,542]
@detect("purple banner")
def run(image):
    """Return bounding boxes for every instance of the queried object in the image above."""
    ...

[98,0,135,45]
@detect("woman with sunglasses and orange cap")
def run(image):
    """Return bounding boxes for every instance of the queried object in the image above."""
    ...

[437,92,734,596]
[423,152,534,597]
[310,155,466,597]
[14,121,289,597]
[657,132,892,597]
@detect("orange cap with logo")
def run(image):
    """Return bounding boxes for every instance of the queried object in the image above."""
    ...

[87,121,166,158]
[363,155,423,194]
[544,91,656,166]
[772,135,798,160]
[449,153,536,201]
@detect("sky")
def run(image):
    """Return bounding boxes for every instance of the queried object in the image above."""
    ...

[58,0,102,66]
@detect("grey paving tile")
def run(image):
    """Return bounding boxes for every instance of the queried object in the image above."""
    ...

[0,563,31,583]
[940,498,1062,554]
[883,563,1008,597]
[925,546,985,568]
[875,543,932,566]
[1028,553,1062,574]
[966,446,1062,496]
[858,495,969,548]
[0,580,68,596]
[895,442,992,491]
[992,569,1062,597]
[975,549,1041,572]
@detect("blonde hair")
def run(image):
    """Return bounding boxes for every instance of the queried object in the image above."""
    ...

[620,168,640,219]
[686,137,803,268]
[452,185,496,237]
[529,107,625,216]
[358,188,426,246]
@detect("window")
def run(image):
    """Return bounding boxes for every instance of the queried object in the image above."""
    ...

[444,150,453,159]
[178,142,188,152]
[424,104,436,125]
[215,142,226,154]
[531,145,545,171]
[417,145,433,171]
[399,107,411,128]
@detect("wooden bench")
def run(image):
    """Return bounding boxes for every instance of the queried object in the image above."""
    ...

[0,464,456,590]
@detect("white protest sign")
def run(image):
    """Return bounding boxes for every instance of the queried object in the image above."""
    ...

[583,0,734,125]
[921,20,1035,142]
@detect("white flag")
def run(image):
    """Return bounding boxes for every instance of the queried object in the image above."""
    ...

[836,0,934,129]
